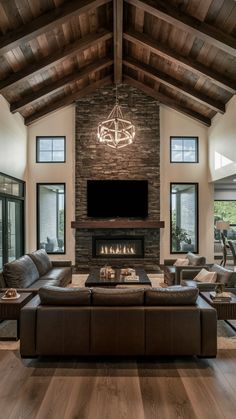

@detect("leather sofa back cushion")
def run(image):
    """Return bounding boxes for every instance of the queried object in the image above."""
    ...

[210,264,235,286]
[145,287,199,306]
[186,252,206,266]
[39,286,91,306]
[3,255,39,288]
[92,288,144,306]
[28,249,52,276]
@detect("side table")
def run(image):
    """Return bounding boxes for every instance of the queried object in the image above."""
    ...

[0,292,33,341]
[200,291,236,331]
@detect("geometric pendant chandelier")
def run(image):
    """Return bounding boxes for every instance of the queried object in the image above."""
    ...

[97,85,135,149]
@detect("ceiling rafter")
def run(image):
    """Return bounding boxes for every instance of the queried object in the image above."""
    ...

[124,30,236,94]
[25,75,113,125]
[113,0,123,83]
[0,30,112,91]
[126,0,236,57]
[0,0,112,55]
[124,75,211,126]
[123,57,225,114]
[11,58,113,113]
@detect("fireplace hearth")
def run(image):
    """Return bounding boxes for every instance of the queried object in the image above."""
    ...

[92,236,144,258]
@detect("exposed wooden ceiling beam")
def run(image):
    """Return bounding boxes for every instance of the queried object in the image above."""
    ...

[113,0,123,83]
[0,0,112,55]
[11,58,113,113]
[124,30,236,94]
[124,75,211,126]
[123,57,225,114]
[25,75,113,125]
[0,30,112,91]
[126,0,236,57]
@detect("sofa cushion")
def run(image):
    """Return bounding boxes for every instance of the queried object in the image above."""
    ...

[186,252,206,266]
[92,288,144,306]
[28,249,52,276]
[39,286,91,306]
[40,267,71,287]
[28,279,60,290]
[145,287,199,306]
[3,255,39,288]
[209,264,235,286]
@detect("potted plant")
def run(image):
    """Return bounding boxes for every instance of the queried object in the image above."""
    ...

[172,225,194,252]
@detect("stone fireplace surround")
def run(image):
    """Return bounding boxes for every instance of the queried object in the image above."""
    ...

[74,85,161,271]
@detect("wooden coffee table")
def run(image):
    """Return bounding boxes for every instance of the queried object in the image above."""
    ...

[200,291,236,331]
[85,268,151,287]
[0,292,33,341]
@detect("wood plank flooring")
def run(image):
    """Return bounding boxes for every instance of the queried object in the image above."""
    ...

[1,349,236,419]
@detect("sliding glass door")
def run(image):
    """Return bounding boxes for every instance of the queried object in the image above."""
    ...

[0,173,25,268]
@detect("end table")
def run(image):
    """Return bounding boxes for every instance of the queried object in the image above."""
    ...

[0,292,33,341]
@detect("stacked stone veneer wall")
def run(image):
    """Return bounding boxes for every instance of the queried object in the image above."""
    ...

[75,84,160,271]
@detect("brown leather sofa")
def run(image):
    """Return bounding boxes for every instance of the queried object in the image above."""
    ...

[180,264,236,292]
[20,286,217,358]
[0,249,72,292]
[163,252,207,285]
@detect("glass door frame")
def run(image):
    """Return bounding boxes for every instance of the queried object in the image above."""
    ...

[0,172,25,267]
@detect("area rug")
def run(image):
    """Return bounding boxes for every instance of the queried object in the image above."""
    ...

[1,273,236,351]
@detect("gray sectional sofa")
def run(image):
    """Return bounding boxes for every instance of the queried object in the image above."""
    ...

[0,249,72,292]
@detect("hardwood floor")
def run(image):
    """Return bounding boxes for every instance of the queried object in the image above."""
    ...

[1,350,236,419]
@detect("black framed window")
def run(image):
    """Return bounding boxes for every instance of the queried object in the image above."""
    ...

[170,137,198,163]
[36,136,66,162]
[170,183,198,253]
[37,183,65,254]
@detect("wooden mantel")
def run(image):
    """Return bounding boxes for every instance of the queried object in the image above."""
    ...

[71,220,165,229]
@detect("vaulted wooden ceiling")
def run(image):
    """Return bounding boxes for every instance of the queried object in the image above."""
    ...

[0,0,235,126]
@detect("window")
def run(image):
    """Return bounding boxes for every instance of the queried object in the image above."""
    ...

[37,184,65,254]
[170,137,198,163]
[36,136,65,162]
[214,200,236,241]
[170,183,198,253]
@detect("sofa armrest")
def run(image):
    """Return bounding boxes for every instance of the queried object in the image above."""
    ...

[0,272,6,288]
[20,296,41,357]
[175,265,207,284]
[163,259,177,266]
[180,267,209,280]
[196,296,217,357]
[51,260,72,267]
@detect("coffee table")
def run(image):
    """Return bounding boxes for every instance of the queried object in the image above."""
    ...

[85,268,151,287]
[0,292,33,341]
[200,291,236,331]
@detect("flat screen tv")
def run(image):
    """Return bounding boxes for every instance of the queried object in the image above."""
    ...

[87,180,148,218]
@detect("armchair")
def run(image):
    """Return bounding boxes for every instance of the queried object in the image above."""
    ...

[163,252,206,285]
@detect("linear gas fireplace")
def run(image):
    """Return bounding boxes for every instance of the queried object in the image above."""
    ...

[92,236,144,258]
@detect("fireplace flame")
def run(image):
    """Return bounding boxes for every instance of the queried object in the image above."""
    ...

[99,244,136,255]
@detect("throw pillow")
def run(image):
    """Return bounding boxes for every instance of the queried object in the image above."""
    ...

[194,268,217,283]
[174,258,189,266]
[186,252,206,266]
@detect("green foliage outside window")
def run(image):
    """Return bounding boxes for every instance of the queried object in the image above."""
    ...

[214,201,236,240]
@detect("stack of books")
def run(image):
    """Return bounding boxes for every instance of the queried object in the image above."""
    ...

[210,291,232,302]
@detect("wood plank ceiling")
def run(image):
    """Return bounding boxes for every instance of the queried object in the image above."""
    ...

[0,0,235,126]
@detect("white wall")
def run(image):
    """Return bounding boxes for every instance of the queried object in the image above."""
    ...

[0,95,27,180]
[160,106,214,263]
[27,106,75,263]
[209,95,236,182]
